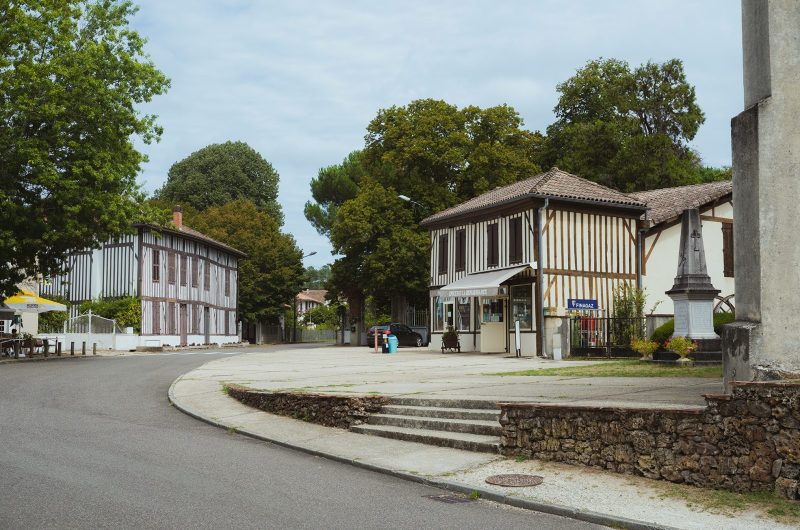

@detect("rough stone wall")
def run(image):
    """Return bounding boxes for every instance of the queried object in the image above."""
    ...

[226,384,388,429]
[499,381,800,500]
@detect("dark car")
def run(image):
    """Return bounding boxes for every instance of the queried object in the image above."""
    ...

[366,323,425,348]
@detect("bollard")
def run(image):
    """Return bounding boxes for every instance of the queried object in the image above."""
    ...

[14,340,20,359]
[82,341,86,356]
[28,338,34,357]
[44,341,49,357]
[70,342,74,356]
[57,341,62,356]
[92,343,96,356]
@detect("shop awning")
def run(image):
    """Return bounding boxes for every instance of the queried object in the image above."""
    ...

[433,264,535,298]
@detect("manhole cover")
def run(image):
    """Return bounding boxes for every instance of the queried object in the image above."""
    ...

[485,474,544,487]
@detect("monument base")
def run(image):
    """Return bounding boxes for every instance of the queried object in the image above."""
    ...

[669,293,720,340]
[722,320,800,392]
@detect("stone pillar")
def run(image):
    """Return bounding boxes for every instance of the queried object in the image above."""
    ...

[724,0,800,388]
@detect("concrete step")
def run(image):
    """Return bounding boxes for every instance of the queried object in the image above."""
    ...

[367,413,501,436]
[350,424,499,453]
[389,397,498,410]
[381,404,499,421]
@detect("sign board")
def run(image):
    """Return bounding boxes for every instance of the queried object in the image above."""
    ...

[567,298,598,310]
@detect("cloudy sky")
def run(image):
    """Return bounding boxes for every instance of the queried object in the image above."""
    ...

[131,0,743,268]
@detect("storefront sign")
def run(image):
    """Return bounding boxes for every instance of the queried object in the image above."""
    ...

[567,298,598,310]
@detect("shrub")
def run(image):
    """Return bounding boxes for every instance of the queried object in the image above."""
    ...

[610,285,646,346]
[630,338,659,359]
[650,312,735,343]
[38,294,70,333]
[78,296,141,332]
[665,336,697,359]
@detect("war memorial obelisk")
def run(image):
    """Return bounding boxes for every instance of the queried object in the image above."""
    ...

[723,0,800,388]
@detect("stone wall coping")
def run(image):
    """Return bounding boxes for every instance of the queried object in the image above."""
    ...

[224,384,386,401]
[730,379,800,388]
[497,401,706,415]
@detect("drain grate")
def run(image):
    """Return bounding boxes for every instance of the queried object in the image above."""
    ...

[485,474,544,487]
[423,494,472,504]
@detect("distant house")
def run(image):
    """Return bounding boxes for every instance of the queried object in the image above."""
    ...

[420,167,734,357]
[40,208,245,347]
[296,289,328,317]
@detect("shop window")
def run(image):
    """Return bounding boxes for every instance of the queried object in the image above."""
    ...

[456,298,470,332]
[434,297,444,331]
[509,285,533,330]
[482,298,504,323]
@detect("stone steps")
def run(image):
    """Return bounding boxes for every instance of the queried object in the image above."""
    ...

[351,398,501,453]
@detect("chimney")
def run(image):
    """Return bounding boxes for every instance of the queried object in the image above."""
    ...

[172,205,183,228]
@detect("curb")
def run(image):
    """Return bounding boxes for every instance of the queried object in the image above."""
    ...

[168,377,677,530]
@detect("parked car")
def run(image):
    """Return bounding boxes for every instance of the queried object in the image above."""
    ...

[366,323,425,347]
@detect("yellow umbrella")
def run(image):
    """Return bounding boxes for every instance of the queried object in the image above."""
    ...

[3,290,67,313]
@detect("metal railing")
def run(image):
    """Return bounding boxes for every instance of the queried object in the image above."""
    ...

[569,316,646,357]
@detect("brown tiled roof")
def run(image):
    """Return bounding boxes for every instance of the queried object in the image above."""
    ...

[297,289,327,304]
[420,167,646,226]
[135,223,247,257]
[628,180,732,226]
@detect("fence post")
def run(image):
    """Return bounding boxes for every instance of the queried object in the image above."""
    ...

[57,341,62,356]
[70,342,74,356]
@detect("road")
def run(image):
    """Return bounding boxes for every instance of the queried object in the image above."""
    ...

[0,351,603,529]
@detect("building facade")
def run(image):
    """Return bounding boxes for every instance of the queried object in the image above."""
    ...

[40,209,244,347]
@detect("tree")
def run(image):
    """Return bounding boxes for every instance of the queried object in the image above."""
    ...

[362,99,543,214]
[0,1,169,295]
[187,200,304,323]
[302,303,342,330]
[155,141,283,223]
[304,151,365,236]
[304,264,331,289]
[328,179,429,311]
[541,58,710,191]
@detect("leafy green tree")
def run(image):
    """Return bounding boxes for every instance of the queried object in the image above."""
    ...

[328,179,429,309]
[542,58,711,191]
[155,141,283,223]
[302,303,342,330]
[304,151,365,236]
[363,99,542,214]
[79,296,141,331]
[304,264,331,289]
[187,200,304,323]
[0,1,169,295]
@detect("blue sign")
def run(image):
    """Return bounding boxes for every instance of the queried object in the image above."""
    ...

[567,298,598,310]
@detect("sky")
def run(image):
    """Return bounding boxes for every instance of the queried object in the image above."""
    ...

[131,0,743,269]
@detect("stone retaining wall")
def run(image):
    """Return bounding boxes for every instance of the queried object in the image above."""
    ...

[226,384,388,429]
[499,381,800,499]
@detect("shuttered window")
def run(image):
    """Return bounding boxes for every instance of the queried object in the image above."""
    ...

[204,259,210,291]
[192,256,199,287]
[168,251,176,284]
[225,269,231,296]
[152,250,160,282]
[455,229,466,272]
[153,301,160,334]
[180,255,187,286]
[509,217,522,264]
[722,222,734,277]
[487,223,499,267]
[193,304,201,334]
[438,234,449,275]
[167,302,175,334]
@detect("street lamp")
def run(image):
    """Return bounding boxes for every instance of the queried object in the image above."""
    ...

[293,251,318,343]
[398,194,430,218]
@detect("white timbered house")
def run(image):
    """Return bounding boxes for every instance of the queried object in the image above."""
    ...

[422,169,735,357]
[421,168,647,356]
[40,208,245,347]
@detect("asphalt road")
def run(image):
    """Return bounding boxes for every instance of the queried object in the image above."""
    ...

[0,352,603,530]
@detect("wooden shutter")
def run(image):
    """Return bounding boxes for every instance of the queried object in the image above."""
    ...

[487,223,499,267]
[168,251,176,284]
[152,250,160,282]
[153,301,160,334]
[455,229,466,271]
[167,302,175,334]
[509,217,522,263]
[438,234,448,275]
[180,255,187,286]
[192,256,199,287]
[225,269,231,296]
[722,223,734,277]
[204,259,210,290]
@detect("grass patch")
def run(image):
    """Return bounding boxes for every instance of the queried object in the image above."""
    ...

[491,360,723,378]
[656,482,800,523]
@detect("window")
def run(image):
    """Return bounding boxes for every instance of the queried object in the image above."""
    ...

[167,302,175,334]
[455,229,466,272]
[180,255,187,286]
[153,301,160,334]
[456,297,470,332]
[509,285,533,330]
[192,256,199,287]
[193,304,201,334]
[509,217,522,264]
[434,297,444,331]
[482,298,504,323]
[225,310,231,335]
[722,222,734,277]
[152,250,160,282]
[487,223,499,267]
[225,269,231,296]
[168,251,176,284]
[204,259,210,290]
[438,234,449,275]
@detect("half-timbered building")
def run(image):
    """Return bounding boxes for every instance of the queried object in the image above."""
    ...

[40,208,245,347]
[421,168,648,356]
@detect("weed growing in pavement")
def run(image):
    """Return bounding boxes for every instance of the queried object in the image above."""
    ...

[515,455,528,463]
[227,426,238,434]
[469,490,481,500]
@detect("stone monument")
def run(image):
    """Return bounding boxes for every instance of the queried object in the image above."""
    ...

[666,209,720,343]
[723,0,800,388]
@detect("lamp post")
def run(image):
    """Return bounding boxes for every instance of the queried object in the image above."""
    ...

[293,251,317,343]
[398,194,429,213]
